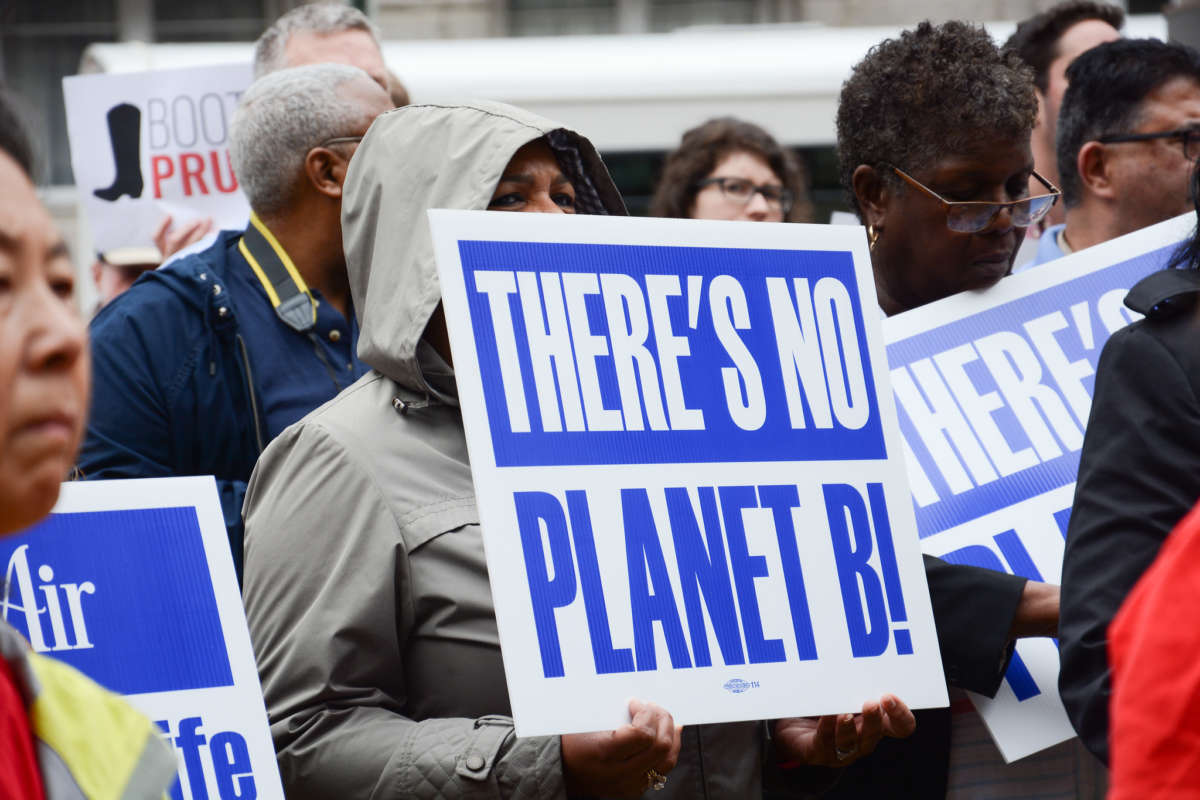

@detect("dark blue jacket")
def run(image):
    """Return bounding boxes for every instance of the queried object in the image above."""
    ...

[80,232,267,572]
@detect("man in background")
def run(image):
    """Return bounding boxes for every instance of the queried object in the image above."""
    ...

[1005,1,1123,231]
[164,3,397,268]
[79,65,392,577]
[1028,38,1200,265]
[1057,36,1200,764]
[90,246,160,311]
[254,1,389,91]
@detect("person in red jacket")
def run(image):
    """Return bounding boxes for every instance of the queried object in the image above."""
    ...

[1108,499,1200,799]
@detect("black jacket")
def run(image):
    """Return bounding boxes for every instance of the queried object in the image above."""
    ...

[1060,267,1200,764]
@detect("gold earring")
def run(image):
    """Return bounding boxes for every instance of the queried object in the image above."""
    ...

[867,224,880,252]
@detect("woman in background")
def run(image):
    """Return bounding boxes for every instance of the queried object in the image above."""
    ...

[650,117,813,223]
[661,26,1066,797]
[831,20,1073,800]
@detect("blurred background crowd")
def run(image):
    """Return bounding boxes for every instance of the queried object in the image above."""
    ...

[1,0,1194,309]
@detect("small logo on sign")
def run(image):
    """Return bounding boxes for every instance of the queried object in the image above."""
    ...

[723,678,760,694]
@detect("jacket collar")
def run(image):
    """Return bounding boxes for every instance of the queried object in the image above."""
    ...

[1125,267,1200,318]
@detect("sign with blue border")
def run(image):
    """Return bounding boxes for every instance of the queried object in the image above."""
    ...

[431,210,948,737]
[883,214,1193,761]
[3,478,284,799]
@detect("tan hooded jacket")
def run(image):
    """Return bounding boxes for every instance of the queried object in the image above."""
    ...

[242,101,832,799]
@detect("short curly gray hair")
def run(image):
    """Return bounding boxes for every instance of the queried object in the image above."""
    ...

[253,2,382,79]
[230,63,382,215]
[836,20,1038,219]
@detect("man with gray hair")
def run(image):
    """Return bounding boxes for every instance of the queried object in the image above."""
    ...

[80,64,392,577]
[254,1,389,92]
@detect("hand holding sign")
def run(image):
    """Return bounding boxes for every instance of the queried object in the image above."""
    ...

[153,213,215,260]
[773,694,917,768]
[561,699,682,797]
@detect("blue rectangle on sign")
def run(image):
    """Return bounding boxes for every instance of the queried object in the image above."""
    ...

[885,245,1173,537]
[0,507,233,694]
[459,240,886,467]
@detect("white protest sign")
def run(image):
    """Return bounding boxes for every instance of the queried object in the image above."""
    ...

[430,210,948,737]
[0,477,283,800]
[63,64,252,254]
[883,213,1193,762]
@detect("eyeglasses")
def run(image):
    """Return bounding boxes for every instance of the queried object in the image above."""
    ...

[889,165,1061,233]
[1097,126,1200,161]
[695,176,794,215]
[318,135,364,148]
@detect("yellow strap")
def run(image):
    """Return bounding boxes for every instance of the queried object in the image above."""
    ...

[239,211,318,324]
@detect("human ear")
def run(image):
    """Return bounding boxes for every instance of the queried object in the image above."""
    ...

[1076,141,1115,201]
[851,164,889,228]
[303,147,349,201]
[1034,88,1048,128]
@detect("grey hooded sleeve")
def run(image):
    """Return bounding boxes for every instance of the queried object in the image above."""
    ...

[242,420,565,800]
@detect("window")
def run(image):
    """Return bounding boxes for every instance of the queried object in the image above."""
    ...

[508,0,617,36]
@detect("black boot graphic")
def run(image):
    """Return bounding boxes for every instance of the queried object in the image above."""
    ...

[93,103,143,201]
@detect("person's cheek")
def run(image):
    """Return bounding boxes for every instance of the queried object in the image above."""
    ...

[74,349,91,454]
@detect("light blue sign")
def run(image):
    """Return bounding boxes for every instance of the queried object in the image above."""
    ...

[881,217,1189,760]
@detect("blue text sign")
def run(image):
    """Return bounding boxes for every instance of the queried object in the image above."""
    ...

[432,211,948,736]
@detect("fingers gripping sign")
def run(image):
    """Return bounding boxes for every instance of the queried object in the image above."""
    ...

[772,694,916,768]
[153,214,215,260]
[561,699,682,797]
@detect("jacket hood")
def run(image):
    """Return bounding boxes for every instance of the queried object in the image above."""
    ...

[342,100,627,394]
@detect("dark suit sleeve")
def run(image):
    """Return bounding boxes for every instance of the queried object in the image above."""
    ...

[1060,320,1200,765]
[923,555,1025,696]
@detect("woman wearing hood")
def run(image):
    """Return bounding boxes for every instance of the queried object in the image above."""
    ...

[241,101,914,799]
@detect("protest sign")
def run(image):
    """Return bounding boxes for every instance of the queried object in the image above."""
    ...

[0,477,283,799]
[63,64,251,255]
[430,210,948,737]
[883,213,1194,762]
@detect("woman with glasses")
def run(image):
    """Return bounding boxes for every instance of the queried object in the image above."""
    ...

[649,117,813,223]
[821,20,1084,800]
[839,22,1060,317]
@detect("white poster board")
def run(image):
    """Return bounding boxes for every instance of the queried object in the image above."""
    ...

[0,477,283,799]
[883,213,1193,761]
[430,210,948,737]
[63,64,252,255]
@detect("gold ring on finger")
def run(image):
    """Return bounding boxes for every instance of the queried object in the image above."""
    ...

[646,768,668,791]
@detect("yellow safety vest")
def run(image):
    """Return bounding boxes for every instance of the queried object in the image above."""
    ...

[1,621,177,800]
